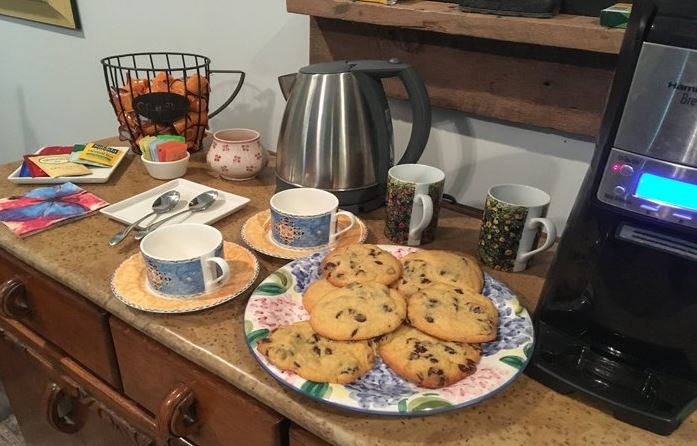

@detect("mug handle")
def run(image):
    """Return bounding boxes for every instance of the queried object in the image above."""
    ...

[207,70,246,119]
[333,211,356,241]
[516,218,557,263]
[205,257,231,288]
[408,194,434,245]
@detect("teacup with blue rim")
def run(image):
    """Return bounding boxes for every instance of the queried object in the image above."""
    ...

[269,188,356,249]
[140,223,231,297]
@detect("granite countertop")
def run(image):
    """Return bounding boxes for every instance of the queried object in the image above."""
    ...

[0,138,694,446]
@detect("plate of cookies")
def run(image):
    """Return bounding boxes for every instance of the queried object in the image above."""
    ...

[244,244,534,416]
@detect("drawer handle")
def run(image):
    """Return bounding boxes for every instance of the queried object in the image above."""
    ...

[43,382,85,434]
[158,383,199,441]
[0,279,30,319]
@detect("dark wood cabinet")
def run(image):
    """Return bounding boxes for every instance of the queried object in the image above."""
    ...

[289,424,332,446]
[0,248,121,388]
[110,318,287,446]
[0,247,289,446]
[0,325,154,446]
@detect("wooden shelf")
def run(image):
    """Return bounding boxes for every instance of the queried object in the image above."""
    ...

[287,0,625,54]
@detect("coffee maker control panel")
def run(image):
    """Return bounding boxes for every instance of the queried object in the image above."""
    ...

[598,148,697,228]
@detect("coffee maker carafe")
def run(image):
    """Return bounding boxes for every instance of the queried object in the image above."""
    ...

[275,59,431,212]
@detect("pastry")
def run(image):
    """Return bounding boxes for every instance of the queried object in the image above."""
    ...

[378,325,480,388]
[303,279,340,312]
[257,321,375,384]
[185,74,210,96]
[310,282,406,340]
[407,283,498,343]
[396,250,484,297]
[321,244,402,287]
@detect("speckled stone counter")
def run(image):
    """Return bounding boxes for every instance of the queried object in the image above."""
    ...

[0,139,694,446]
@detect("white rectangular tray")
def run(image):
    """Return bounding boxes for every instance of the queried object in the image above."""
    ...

[7,146,130,184]
[100,179,249,229]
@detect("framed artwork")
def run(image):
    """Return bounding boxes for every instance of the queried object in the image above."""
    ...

[0,0,79,29]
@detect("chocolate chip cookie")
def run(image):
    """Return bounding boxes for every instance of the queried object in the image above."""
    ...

[309,282,407,340]
[378,325,481,388]
[302,279,340,312]
[407,283,498,343]
[321,244,402,287]
[257,321,375,384]
[396,250,484,297]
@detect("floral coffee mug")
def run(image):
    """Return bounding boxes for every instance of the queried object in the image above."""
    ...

[384,164,445,246]
[478,184,557,272]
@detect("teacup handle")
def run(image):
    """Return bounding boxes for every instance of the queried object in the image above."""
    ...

[205,257,231,288]
[333,211,356,241]
[517,218,557,263]
[408,194,434,246]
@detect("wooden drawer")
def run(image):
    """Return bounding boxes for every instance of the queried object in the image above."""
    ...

[110,317,287,446]
[0,248,121,388]
[290,424,332,446]
[0,320,156,446]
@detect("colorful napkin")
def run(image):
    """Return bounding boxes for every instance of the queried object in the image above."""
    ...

[0,183,108,237]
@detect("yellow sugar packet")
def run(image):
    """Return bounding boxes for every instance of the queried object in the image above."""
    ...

[78,143,123,167]
[28,155,92,178]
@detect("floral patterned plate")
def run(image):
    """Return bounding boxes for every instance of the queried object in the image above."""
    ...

[244,245,534,416]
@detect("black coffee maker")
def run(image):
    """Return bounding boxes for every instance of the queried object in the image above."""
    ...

[527,0,697,435]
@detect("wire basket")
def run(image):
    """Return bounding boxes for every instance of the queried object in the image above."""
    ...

[101,52,245,154]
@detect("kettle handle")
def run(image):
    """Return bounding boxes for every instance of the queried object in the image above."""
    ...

[394,66,431,165]
[353,61,431,165]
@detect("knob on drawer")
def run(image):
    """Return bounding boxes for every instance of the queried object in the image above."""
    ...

[0,279,30,319]
[43,382,85,434]
[158,383,200,442]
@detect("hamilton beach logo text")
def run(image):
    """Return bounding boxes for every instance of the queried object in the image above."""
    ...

[669,81,697,105]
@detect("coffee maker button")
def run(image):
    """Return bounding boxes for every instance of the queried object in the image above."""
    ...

[613,186,626,195]
[619,164,634,176]
[389,58,401,64]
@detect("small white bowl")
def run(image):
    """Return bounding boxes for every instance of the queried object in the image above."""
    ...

[141,152,190,180]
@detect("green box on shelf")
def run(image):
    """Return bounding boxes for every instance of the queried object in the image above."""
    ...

[600,3,632,29]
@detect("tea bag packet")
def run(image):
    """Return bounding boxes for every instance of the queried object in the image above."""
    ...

[158,141,188,162]
[78,143,124,167]
[27,155,91,178]
[70,144,107,168]
[139,136,157,160]
[156,135,186,143]
[148,140,165,162]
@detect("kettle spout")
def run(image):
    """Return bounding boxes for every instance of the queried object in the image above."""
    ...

[278,73,297,101]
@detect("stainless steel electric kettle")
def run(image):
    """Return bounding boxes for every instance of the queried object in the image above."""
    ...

[276,59,432,212]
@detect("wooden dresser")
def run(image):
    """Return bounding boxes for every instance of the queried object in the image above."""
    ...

[0,248,328,446]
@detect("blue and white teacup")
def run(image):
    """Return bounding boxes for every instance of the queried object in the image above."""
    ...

[140,223,231,297]
[269,188,356,249]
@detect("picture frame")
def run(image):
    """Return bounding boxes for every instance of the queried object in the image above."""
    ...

[0,0,79,29]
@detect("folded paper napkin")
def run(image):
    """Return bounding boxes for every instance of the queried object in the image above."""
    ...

[0,183,108,237]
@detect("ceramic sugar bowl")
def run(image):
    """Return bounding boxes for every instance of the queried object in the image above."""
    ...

[207,128,268,181]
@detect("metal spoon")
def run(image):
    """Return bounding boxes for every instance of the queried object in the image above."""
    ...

[134,190,219,240]
[109,191,180,246]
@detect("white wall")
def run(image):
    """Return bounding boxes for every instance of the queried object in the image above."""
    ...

[0,0,594,230]
[0,0,308,159]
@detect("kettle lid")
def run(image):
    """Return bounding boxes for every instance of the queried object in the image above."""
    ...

[300,60,353,75]
[300,59,409,75]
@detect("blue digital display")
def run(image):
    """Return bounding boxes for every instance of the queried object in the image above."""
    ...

[635,173,697,211]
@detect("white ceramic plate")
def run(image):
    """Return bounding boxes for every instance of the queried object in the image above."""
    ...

[7,146,130,184]
[244,245,535,416]
[100,178,250,229]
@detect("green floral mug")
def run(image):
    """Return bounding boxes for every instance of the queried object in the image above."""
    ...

[384,164,445,246]
[478,184,557,272]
